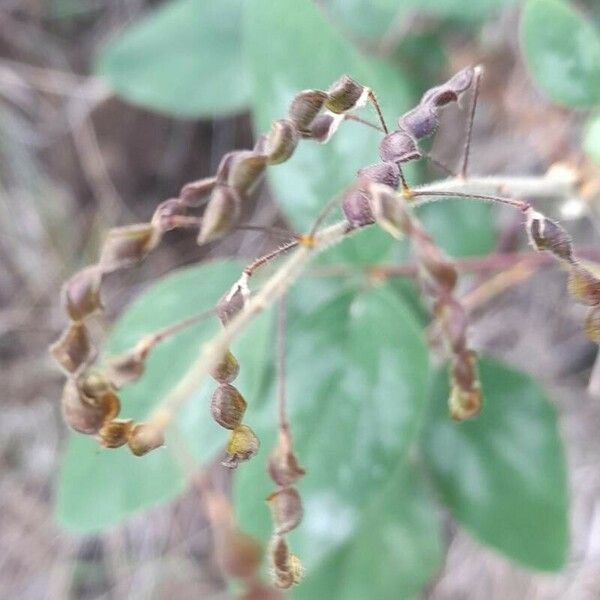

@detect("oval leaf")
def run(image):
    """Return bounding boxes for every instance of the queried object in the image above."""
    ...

[422,357,569,570]
[97,0,249,117]
[56,259,272,532]
[520,0,600,107]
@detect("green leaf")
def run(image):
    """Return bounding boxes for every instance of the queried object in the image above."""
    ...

[294,465,442,600]
[584,113,600,164]
[234,281,431,585]
[56,260,272,532]
[243,0,415,262]
[521,0,600,107]
[422,357,569,570]
[97,0,249,118]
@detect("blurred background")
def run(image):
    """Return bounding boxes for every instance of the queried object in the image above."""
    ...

[1,0,600,598]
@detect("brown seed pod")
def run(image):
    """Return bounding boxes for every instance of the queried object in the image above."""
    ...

[223,424,259,468]
[99,223,161,271]
[378,130,421,164]
[267,487,303,535]
[209,350,240,384]
[325,74,367,113]
[226,151,268,195]
[127,422,165,456]
[257,119,299,165]
[49,321,93,374]
[585,305,600,343]
[197,185,242,244]
[218,527,263,580]
[269,535,303,589]
[288,89,327,134]
[211,383,247,429]
[567,265,600,306]
[151,198,186,232]
[179,176,217,206]
[268,444,305,487]
[61,378,117,435]
[106,351,146,388]
[98,418,134,448]
[216,285,245,325]
[366,182,407,240]
[63,266,103,321]
[525,208,573,262]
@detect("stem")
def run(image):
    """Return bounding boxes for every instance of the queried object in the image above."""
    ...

[277,295,290,438]
[411,189,529,211]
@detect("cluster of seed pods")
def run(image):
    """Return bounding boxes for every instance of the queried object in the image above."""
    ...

[367,183,482,420]
[525,207,600,342]
[341,66,479,230]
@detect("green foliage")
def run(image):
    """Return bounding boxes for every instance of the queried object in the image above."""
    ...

[56,260,272,532]
[234,280,439,597]
[97,0,249,117]
[422,358,569,570]
[521,0,600,107]
[584,113,600,164]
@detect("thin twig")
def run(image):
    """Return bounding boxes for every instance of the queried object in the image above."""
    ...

[460,66,482,179]
[277,295,290,438]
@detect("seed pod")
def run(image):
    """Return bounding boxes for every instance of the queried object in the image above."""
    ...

[127,422,165,456]
[268,444,305,487]
[568,266,600,306]
[223,424,259,468]
[367,182,407,239]
[525,208,573,262]
[197,185,241,245]
[227,151,268,195]
[357,162,400,189]
[585,306,600,343]
[216,285,245,325]
[399,104,438,139]
[179,176,217,206]
[49,321,92,374]
[209,350,240,384]
[61,378,117,434]
[152,198,186,232]
[379,130,421,164]
[309,113,342,144]
[79,368,114,400]
[63,266,102,321]
[219,527,263,580]
[98,418,134,448]
[269,536,303,589]
[267,487,303,535]
[211,383,247,429]
[106,351,146,387]
[99,223,161,271]
[325,75,368,113]
[288,89,327,134]
[342,188,374,229]
[258,119,299,165]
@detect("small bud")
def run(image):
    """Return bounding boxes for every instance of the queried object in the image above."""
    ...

[226,151,268,195]
[216,283,246,325]
[585,305,600,343]
[209,350,240,384]
[267,487,303,535]
[63,266,102,321]
[197,186,241,245]
[367,182,406,239]
[98,418,134,448]
[127,422,165,456]
[49,321,93,374]
[357,163,400,189]
[211,383,247,429]
[325,75,368,113]
[399,104,438,139]
[378,130,421,164]
[179,176,217,206]
[99,223,161,271]
[61,378,118,434]
[223,424,259,468]
[258,119,299,165]
[568,266,600,306]
[219,527,263,580]
[288,90,327,134]
[342,189,374,229]
[525,208,573,262]
[268,443,305,487]
[309,113,343,143]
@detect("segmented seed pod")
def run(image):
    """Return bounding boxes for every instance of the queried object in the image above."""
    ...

[216,285,245,325]
[342,188,375,229]
[223,424,259,468]
[568,266,600,306]
[325,74,368,113]
[98,418,134,448]
[106,351,146,387]
[525,208,573,262]
[269,535,303,589]
[152,198,186,232]
[197,185,241,245]
[211,383,247,429]
[63,266,102,321]
[61,378,118,434]
[179,176,217,206]
[209,350,240,384]
[268,443,305,487]
[258,119,298,165]
[358,163,400,189]
[287,90,327,134]
[379,130,421,164]
[309,113,343,144]
[226,151,268,195]
[49,321,93,374]
[127,422,165,456]
[99,223,161,270]
[366,181,406,239]
[267,487,303,535]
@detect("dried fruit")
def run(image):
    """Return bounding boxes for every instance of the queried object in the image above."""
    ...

[211,383,247,429]
[267,487,303,535]
[223,424,259,468]
[49,321,92,374]
[99,223,160,270]
[127,422,165,456]
[98,418,134,448]
[209,350,240,384]
[63,266,102,321]
[197,186,241,244]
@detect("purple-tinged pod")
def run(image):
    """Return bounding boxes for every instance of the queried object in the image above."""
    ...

[99,223,161,271]
[357,162,400,189]
[50,321,93,374]
[325,75,368,113]
[63,266,103,322]
[197,185,241,245]
[379,130,421,164]
[288,90,327,134]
